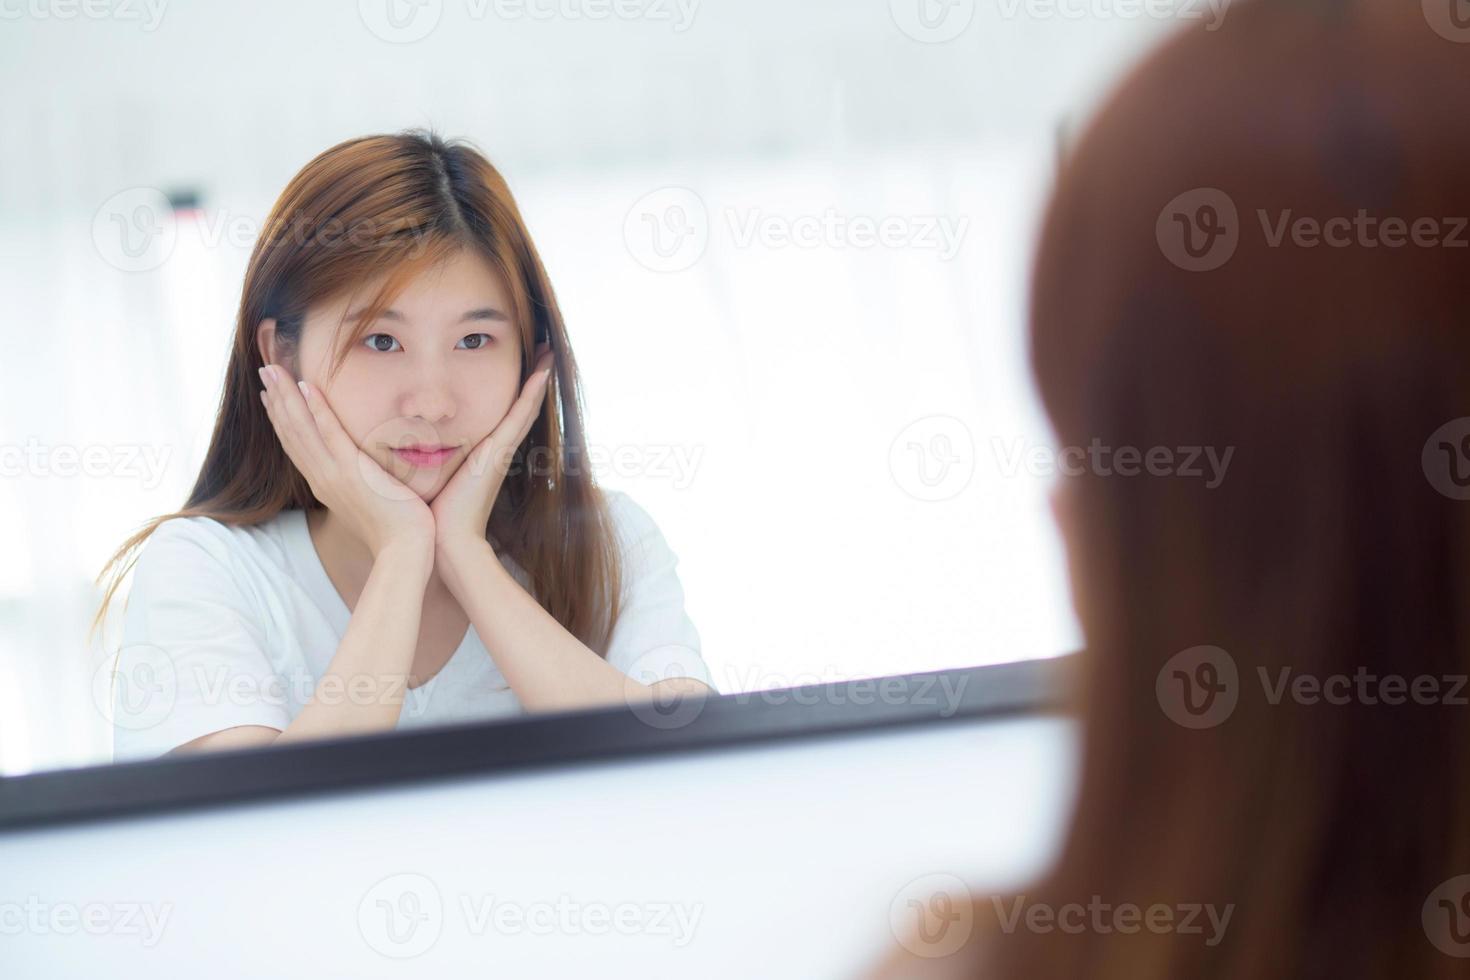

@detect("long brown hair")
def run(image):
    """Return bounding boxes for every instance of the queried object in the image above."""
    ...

[93,130,622,652]
[880,1,1470,977]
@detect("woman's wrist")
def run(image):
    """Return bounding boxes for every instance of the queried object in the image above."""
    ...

[435,527,494,559]
[435,534,500,594]
[372,534,436,576]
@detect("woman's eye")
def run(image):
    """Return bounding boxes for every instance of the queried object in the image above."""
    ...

[456,333,493,350]
[362,334,402,353]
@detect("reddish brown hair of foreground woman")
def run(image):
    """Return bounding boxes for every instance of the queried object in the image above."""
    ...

[876,1,1470,977]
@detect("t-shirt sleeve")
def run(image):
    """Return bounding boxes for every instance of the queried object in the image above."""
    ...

[601,492,716,692]
[108,518,291,761]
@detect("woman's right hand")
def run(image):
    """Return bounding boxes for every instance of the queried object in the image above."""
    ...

[258,363,435,560]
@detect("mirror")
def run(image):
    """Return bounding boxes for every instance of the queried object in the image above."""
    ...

[0,0,1204,774]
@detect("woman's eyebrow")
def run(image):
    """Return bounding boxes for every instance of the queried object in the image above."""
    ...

[344,307,510,324]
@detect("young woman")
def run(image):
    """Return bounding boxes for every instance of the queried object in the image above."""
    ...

[874,0,1469,977]
[96,130,714,758]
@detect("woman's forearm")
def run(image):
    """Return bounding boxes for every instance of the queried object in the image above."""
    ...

[274,540,434,744]
[437,538,653,713]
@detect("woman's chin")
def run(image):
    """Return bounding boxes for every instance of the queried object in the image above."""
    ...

[407,474,448,502]
[382,460,449,502]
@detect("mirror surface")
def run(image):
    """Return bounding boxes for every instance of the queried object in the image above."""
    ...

[0,0,1203,774]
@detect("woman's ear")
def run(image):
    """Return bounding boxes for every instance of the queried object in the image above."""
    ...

[256,318,279,366]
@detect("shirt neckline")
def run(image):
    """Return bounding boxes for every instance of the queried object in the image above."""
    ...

[283,508,473,694]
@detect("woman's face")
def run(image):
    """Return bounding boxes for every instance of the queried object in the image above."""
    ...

[294,249,524,503]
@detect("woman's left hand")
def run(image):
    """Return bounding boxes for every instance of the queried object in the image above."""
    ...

[431,343,555,557]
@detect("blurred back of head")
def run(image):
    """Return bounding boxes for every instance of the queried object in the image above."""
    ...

[904,1,1470,977]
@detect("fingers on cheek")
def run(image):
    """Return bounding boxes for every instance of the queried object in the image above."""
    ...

[261,395,285,438]
[264,402,301,456]
[262,396,287,438]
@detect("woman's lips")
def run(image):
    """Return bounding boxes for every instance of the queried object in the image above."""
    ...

[392,445,457,468]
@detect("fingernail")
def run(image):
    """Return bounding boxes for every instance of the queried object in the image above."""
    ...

[258,366,271,385]
[298,380,309,399]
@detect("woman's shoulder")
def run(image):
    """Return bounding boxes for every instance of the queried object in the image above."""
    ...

[599,488,676,559]
[600,487,654,532]
[135,511,298,577]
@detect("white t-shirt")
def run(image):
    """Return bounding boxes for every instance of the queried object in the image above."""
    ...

[110,490,712,760]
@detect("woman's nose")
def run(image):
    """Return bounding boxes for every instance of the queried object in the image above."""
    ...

[399,357,456,423]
